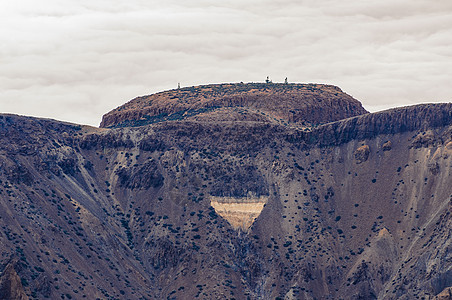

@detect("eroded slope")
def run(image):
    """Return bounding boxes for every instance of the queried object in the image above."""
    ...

[0,102,451,299]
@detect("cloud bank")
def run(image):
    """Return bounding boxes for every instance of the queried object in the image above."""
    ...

[1,0,451,126]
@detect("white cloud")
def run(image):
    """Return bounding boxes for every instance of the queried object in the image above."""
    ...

[0,0,451,126]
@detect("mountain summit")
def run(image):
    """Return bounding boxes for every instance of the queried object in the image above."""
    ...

[100,83,368,128]
[0,83,451,299]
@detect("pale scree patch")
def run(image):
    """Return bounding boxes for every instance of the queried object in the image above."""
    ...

[210,196,267,231]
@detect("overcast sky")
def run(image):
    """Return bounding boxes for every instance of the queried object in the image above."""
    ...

[1,0,451,126]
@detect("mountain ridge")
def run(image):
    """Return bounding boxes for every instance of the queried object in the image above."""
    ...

[100,83,368,128]
[0,84,451,299]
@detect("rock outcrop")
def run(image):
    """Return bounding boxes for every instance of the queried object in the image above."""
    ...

[100,83,368,128]
[299,103,452,147]
[382,140,392,151]
[0,259,28,300]
[435,287,452,300]
[354,145,370,164]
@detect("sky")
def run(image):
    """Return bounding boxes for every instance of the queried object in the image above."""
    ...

[1,0,451,126]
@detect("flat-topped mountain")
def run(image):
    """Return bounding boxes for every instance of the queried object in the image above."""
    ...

[0,83,451,300]
[100,83,368,128]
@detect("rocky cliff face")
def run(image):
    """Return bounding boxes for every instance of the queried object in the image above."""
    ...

[0,85,451,299]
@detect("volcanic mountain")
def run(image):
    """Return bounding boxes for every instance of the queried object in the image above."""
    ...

[100,83,367,128]
[0,83,451,300]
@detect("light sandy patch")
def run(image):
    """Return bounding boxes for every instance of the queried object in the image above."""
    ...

[210,196,267,231]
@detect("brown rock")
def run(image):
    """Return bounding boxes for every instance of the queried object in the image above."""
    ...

[446,141,452,150]
[354,145,370,164]
[428,162,440,175]
[412,130,436,148]
[435,287,452,300]
[100,83,368,128]
[382,140,392,151]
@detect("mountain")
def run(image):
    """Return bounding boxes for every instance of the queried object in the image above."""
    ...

[100,83,367,128]
[0,83,451,300]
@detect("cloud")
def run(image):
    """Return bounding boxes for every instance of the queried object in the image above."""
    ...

[0,0,451,126]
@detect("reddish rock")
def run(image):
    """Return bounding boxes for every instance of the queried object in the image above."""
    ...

[435,287,452,300]
[354,145,370,164]
[382,140,392,151]
[100,83,368,128]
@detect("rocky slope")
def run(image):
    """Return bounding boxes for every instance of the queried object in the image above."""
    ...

[0,84,451,300]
